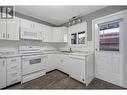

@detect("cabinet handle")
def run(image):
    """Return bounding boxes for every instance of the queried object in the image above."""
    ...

[11,66,17,69]
[31,24,32,28]
[11,73,18,76]
[3,33,5,38]
[11,59,17,62]
[3,60,5,66]
[7,34,9,38]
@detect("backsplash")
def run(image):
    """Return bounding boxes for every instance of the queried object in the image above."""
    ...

[0,40,59,51]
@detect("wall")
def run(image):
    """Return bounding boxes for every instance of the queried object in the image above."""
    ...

[63,6,127,41]
[123,12,127,88]
[59,6,127,52]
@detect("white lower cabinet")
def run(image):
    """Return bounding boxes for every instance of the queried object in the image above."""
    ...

[0,57,21,89]
[0,59,6,89]
[45,54,58,72]
[58,54,71,74]
[68,55,85,83]
[6,57,21,86]
[45,53,94,86]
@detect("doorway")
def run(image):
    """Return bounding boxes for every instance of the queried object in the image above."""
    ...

[93,12,124,87]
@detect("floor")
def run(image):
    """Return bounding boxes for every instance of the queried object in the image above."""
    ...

[7,70,124,89]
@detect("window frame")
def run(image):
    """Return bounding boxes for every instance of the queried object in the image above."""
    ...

[69,31,87,47]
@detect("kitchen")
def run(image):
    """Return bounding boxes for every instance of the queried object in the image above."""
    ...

[0,5,127,89]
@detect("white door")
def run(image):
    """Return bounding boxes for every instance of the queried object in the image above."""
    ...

[0,19,6,39]
[94,13,124,86]
[0,59,6,89]
[7,17,19,40]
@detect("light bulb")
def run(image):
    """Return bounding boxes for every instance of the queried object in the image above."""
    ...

[72,20,75,24]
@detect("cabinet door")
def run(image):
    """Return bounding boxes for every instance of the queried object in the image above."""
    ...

[52,27,68,42]
[60,27,68,42]
[45,54,56,72]
[0,59,6,89]
[69,56,85,83]
[42,25,52,42]
[60,55,69,74]
[0,19,6,39]
[7,17,19,40]
[20,18,32,29]
[52,27,61,42]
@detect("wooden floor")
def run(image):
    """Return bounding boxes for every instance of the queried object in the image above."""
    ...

[7,70,124,89]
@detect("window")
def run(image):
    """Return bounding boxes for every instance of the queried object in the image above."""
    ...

[99,21,120,51]
[78,31,85,44]
[71,31,86,45]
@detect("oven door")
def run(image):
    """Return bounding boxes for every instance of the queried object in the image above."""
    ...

[22,55,46,75]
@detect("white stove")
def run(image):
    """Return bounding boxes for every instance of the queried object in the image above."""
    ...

[19,46,46,83]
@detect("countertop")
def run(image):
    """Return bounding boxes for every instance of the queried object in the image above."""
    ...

[0,51,93,58]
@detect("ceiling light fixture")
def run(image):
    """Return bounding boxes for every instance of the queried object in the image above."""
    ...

[68,15,82,26]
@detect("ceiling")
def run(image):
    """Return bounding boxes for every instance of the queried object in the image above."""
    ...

[15,6,106,25]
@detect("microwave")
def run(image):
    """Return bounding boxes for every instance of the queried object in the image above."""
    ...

[20,27,42,40]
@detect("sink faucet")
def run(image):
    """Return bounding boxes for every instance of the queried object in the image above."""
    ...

[69,47,72,52]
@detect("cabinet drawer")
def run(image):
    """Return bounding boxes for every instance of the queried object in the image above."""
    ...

[7,70,21,86]
[7,57,21,71]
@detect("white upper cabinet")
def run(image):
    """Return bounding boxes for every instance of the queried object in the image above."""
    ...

[7,17,20,40]
[42,24,53,42]
[20,18,42,31]
[43,26,68,43]
[52,27,62,42]
[0,19,6,40]
[52,26,68,43]
[0,17,20,40]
